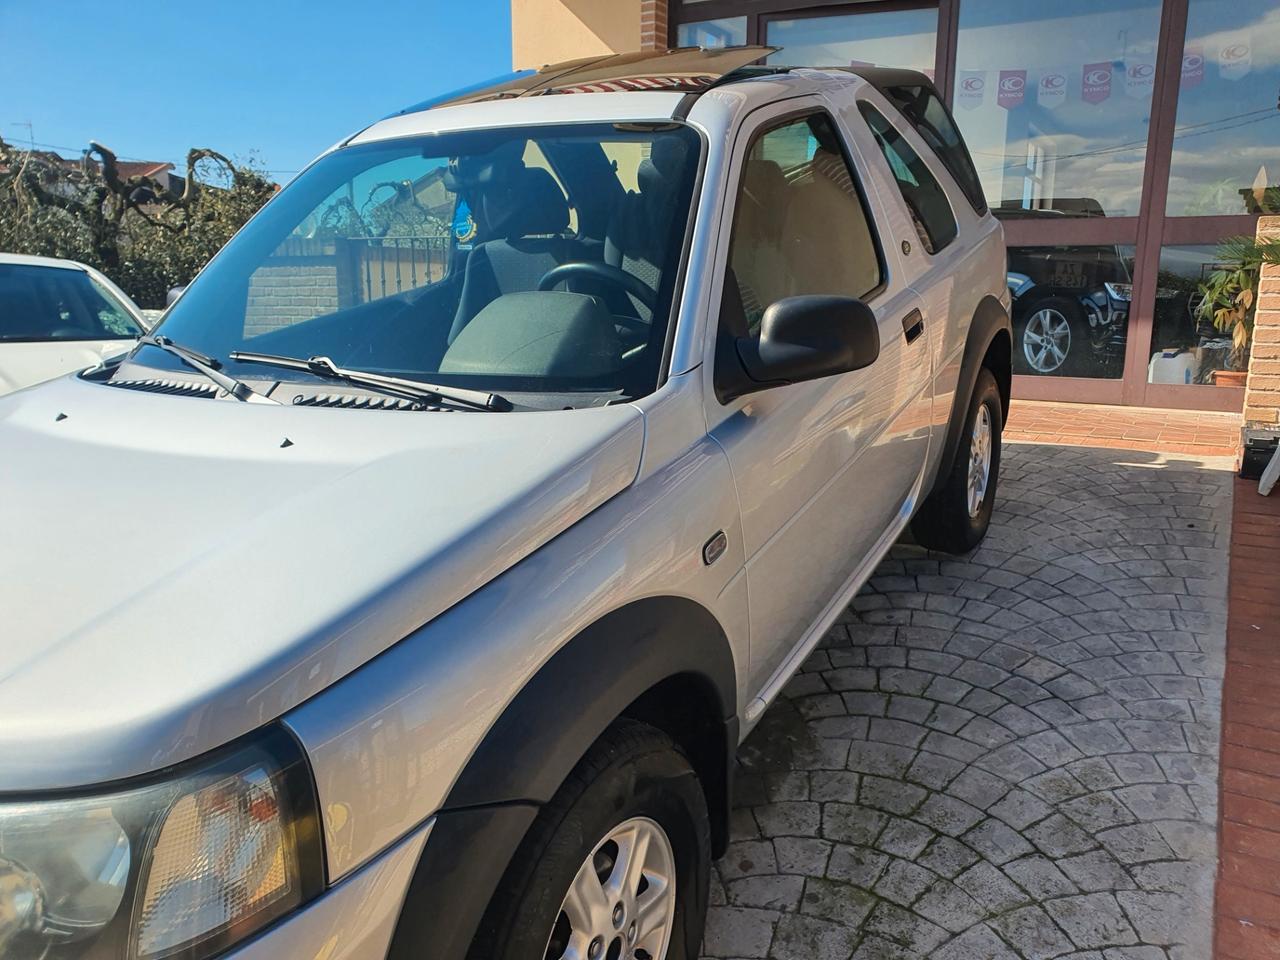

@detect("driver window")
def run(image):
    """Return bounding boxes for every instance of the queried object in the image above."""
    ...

[727,112,882,337]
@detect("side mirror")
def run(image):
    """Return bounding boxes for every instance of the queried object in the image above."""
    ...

[165,285,187,307]
[718,295,880,402]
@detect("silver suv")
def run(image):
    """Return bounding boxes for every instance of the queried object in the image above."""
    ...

[0,48,1011,960]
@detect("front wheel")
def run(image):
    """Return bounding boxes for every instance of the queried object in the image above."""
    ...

[911,367,1003,554]
[1014,296,1089,377]
[469,721,711,960]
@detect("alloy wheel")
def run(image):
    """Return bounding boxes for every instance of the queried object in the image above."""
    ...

[543,817,677,960]
[967,404,992,518]
[1023,308,1072,373]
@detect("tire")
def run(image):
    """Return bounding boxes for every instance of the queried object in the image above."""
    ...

[1013,295,1090,377]
[469,721,711,960]
[910,367,1003,554]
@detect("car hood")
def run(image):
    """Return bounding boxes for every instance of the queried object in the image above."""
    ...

[0,375,644,790]
[0,339,134,396]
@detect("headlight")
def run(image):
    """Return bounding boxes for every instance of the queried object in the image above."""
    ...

[1104,282,1132,302]
[0,726,323,959]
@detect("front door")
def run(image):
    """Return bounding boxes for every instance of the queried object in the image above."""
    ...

[705,103,934,703]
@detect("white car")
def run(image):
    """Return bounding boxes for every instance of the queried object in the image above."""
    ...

[0,253,147,395]
[0,50,1009,960]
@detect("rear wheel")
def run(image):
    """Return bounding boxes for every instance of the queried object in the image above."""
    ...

[911,367,1003,554]
[470,721,710,960]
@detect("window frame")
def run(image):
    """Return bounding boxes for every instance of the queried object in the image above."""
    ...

[857,100,959,255]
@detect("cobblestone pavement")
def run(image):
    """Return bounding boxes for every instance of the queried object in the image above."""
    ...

[702,443,1234,960]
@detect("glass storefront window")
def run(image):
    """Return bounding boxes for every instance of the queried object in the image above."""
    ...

[955,0,1162,219]
[677,17,747,49]
[765,10,937,73]
[1007,245,1136,378]
[1165,0,1280,216]
[1146,245,1251,385]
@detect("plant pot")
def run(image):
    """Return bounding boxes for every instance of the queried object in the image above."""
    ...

[1213,369,1248,387]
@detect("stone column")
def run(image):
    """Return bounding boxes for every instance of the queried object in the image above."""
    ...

[1245,216,1280,429]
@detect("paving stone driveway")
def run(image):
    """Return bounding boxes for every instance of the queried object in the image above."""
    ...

[702,443,1234,960]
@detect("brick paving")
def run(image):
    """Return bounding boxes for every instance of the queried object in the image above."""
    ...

[1215,477,1280,959]
[703,442,1235,960]
[1005,400,1241,459]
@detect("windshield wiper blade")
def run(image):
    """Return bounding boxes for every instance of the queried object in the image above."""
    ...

[138,336,279,404]
[227,351,513,412]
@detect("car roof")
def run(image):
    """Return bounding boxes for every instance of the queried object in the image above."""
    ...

[0,252,93,272]
[352,49,938,147]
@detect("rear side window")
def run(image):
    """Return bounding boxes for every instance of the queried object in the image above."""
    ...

[859,103,958,255]
[727,112,883,335]
[883,83,987,215]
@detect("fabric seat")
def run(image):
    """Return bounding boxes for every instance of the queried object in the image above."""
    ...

[447,167,590,345]
[601,136,692,322]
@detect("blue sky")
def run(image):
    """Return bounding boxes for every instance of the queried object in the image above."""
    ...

[0,0,512,181]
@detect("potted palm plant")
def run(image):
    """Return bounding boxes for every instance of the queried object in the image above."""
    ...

[1195,235,1280,387]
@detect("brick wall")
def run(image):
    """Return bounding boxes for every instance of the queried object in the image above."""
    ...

[1245,216,1280,428]
[245,261,340,337]
[640,0,668,50]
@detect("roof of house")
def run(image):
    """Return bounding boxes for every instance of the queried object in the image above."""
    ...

[114,161,174,180]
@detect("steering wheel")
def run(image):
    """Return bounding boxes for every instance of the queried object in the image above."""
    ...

[536,262,657,329]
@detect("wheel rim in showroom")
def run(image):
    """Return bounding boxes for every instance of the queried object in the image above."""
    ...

[544,816,676,960]
[1023,307,1072,373]
[968,404,992,518]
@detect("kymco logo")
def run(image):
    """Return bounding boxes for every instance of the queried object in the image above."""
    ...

[962,76,984,92]
[1084,67,1111,86]
[1222,43,1249,62]
[999,75,1025,92]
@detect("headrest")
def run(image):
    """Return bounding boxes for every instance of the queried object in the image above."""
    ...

[501,167,570,237]
[636,137,688,198]
[442,140,525,191]
[742,158,786,206]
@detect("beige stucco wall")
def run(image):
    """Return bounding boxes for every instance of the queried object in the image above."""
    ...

[512,0,642,68]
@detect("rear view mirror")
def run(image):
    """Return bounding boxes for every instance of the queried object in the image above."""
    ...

[165,285,187,307]
[718,295,880,401]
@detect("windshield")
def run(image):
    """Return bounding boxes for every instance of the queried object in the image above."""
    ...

[0,264,141,342]
[146,122,702,407]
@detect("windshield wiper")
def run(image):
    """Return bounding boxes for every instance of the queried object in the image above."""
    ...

[227,351,513,412]
[137,335,280,404]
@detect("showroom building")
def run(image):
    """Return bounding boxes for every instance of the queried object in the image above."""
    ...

[512,0,1278,412]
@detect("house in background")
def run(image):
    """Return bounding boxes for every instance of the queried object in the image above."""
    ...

[512,0,1280,418]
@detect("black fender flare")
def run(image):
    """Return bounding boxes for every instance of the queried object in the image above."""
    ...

[930,294,1012,498]
[386,595,739,960]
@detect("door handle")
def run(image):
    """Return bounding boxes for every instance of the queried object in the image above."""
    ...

[902,310,925,344]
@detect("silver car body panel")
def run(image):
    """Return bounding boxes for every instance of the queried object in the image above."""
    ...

[223,819,432,960]
[286,368,750,879]
[0,375,643,790]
